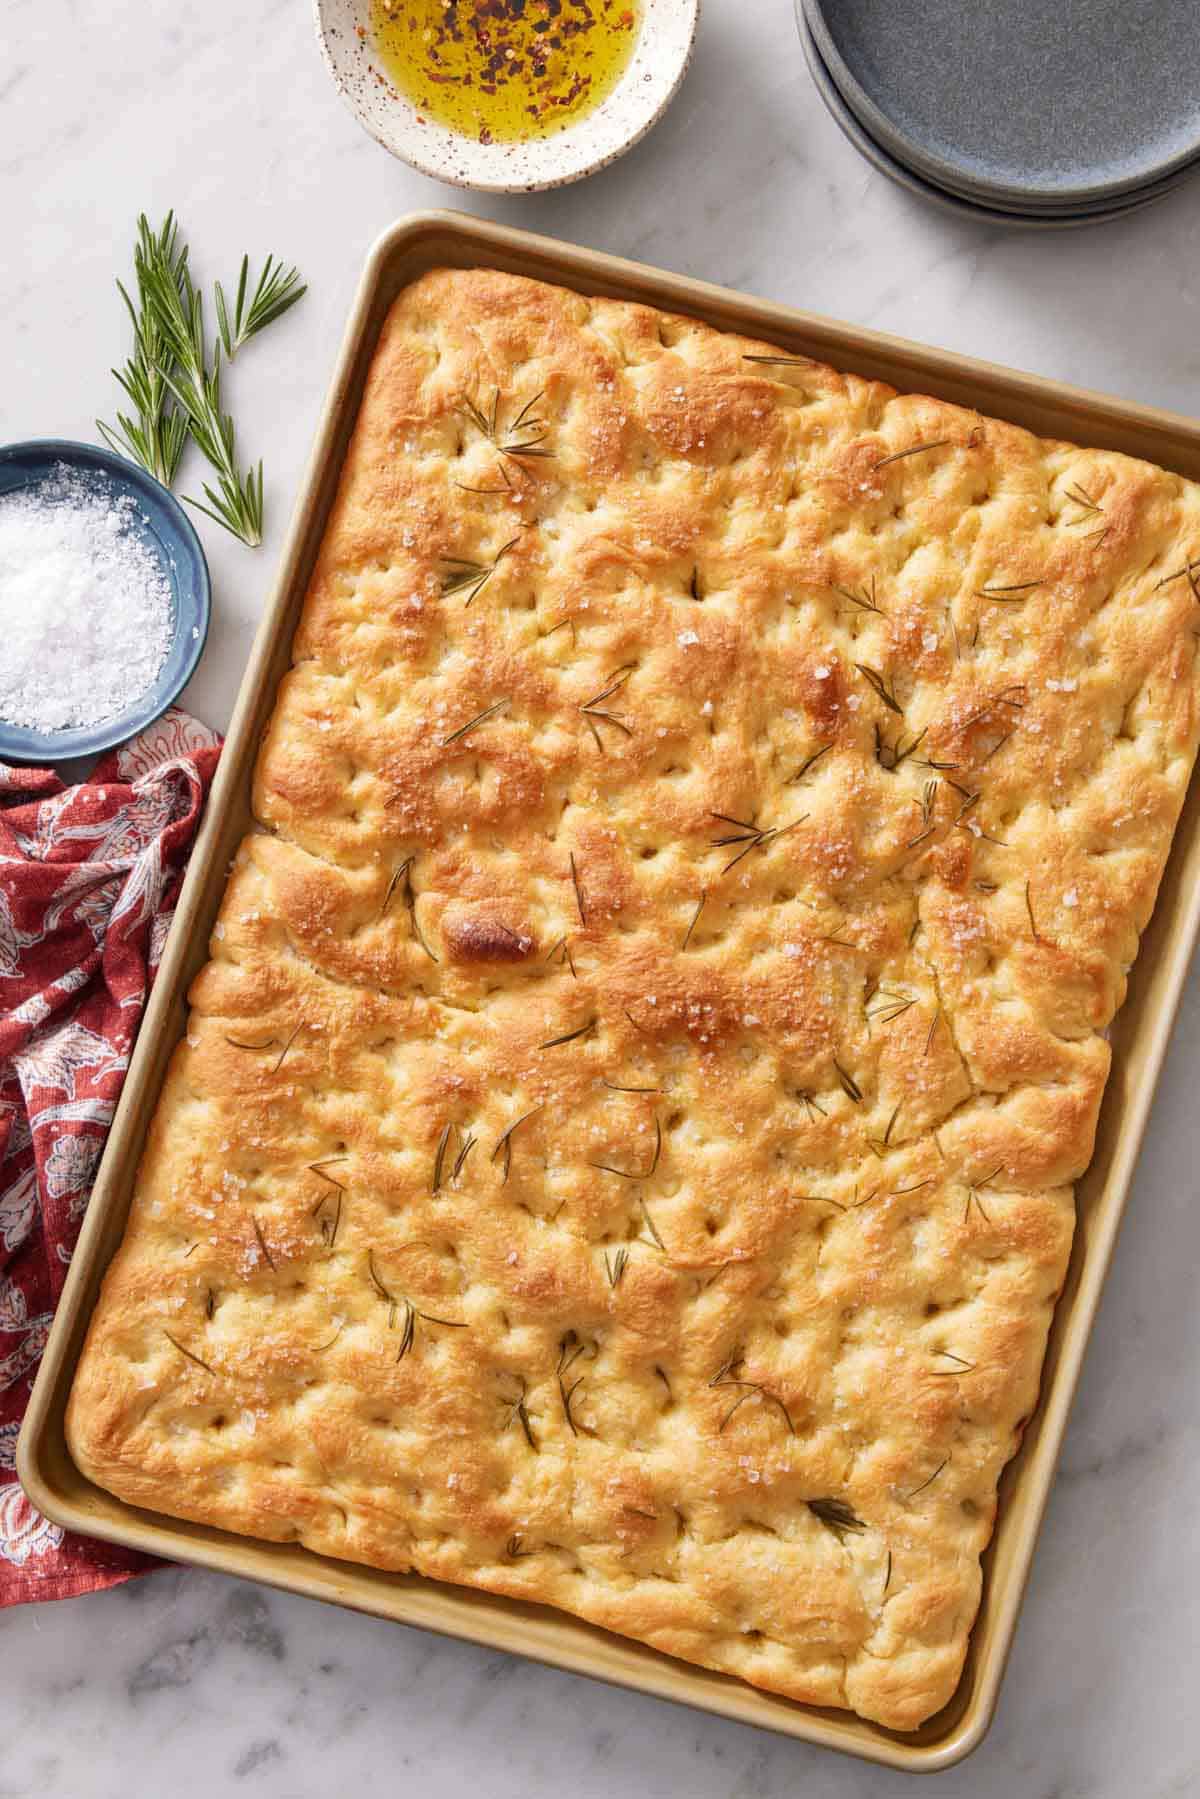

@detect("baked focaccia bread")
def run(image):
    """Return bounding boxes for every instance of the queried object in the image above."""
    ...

[68,268,1200,1729]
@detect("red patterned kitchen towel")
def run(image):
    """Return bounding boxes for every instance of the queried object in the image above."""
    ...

[0,707,221,1603]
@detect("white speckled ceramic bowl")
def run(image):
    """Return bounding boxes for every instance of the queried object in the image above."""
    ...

[313,0,700,193]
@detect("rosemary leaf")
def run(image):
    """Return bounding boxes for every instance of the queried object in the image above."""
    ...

[874,439,949,471]
[604,1246,629,1287]
[855,663,903,715]
[539,1015,597,1050]
[490,1106,542,1183]
[903,1456,949,1500]
[215,253,306,359]
[807,1496,866,1540]
[163,1329,216,1376]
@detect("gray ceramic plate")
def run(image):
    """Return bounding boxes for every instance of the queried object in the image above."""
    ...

[801,0,1193,219]
[802,0,1194,218]
[806,0,1200,208]
[797,9,1165,231]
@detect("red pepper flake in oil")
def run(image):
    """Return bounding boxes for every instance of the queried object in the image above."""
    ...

[370,0,641,144]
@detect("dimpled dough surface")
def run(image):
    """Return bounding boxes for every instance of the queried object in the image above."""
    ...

[68,269,1200,1729]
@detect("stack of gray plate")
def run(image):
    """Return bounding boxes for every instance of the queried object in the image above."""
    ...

[797,0,1200,228]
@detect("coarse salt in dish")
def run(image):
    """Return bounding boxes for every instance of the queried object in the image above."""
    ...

[0,462,173,733]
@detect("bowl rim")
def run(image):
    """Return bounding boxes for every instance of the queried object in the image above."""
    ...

[312,0,702,194]
[0,438,212,766]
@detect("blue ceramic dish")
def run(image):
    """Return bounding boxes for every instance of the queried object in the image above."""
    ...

[0,440,211,765]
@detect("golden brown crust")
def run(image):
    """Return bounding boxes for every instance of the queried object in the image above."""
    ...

[67,268,1200,1730]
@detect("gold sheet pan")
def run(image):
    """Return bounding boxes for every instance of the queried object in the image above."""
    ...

[21,211,1200,1770]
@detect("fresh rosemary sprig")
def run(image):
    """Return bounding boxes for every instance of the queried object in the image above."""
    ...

[215,254,306,360]
[142,254,265,544]
[98,213,190,486]
[101,213,305,544]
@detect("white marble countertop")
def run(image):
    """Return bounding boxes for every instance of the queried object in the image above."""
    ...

[6,0,1200,1791]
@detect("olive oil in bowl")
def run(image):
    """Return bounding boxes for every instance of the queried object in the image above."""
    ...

[371,0,641,144]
